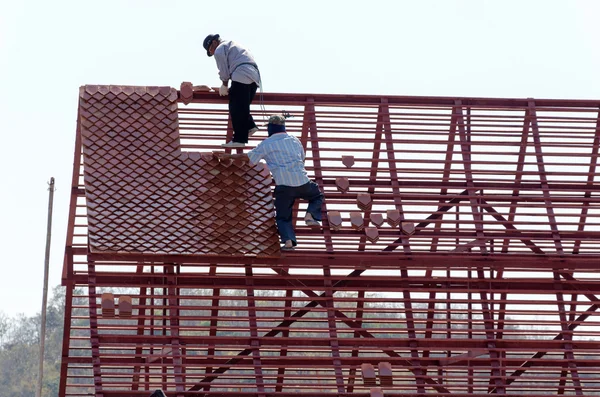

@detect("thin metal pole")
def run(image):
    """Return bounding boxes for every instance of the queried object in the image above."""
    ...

[36,177,55,397]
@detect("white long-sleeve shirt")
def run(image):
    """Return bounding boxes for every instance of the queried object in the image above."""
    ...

[247,133,310,187]
[214,40,260,85]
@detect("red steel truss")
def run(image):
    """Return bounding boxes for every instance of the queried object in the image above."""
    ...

[60,86,600,397]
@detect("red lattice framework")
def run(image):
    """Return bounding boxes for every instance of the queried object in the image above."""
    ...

[60,87,600,397]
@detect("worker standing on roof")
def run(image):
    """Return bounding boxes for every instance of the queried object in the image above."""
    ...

[216,115,324,251]
[203,34,260,148]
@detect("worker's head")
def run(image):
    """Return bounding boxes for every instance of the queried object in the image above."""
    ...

[268,114,286,136]
[203,34,220,57]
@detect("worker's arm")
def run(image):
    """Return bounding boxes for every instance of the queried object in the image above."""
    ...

[292,135,306,162]
[214,48,230,96]
[214,142,264,167]
[247,143,265,166]
[214,152,249,162]
[214,45,231,83]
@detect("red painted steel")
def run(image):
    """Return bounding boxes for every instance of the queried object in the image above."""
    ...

[60,86,600,397]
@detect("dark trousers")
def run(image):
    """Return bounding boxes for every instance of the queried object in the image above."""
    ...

[274,181,324,245]
[229,81,258,143]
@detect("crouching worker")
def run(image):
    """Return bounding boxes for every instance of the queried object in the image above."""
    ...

[203,33,260,148]
[219,114,324,251]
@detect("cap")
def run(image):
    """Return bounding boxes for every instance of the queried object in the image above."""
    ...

[203,34,220,57]
[268,114,286,126]
[267,114,286,136]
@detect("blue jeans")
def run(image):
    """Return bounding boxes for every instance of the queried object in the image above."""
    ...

[274,181,324,245]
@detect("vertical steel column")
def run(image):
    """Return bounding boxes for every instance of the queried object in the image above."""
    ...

[306,99,334,252]
[528,100,563,254]
[493,269,508,387]
[467,270,475,394]
[293,108,311,230]
[557,362,569,395]
[58,281,75,397]
[573,108,600,254]
[421,285,438,380]
[160,281,168,390]
[357,103,384,251]
[87,262,103,396]
[245,264,266,397]
[379,100,425,393]
[346,290,365,393]
[381,99,412,254]
[63,106,82,282]
[501,108,531,253]
[444,273,451,381]
[59,105,84,397]
[323,265,345,393]
[431,102,459,252]
[455,100,487,254]
[147,268,155,390]
[275,287,294,392]
[553,272,583,395]
[205,264,220,393]
[165,265,185,395]
[132,264,148,391]
[477,269,505,394]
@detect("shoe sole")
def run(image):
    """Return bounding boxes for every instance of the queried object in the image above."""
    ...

[221,144,246,148]
[305,221,322,229]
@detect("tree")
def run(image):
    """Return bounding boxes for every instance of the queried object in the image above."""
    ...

[0,285,65,396]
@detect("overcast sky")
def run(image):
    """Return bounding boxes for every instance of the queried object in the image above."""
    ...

[0,0,599,317]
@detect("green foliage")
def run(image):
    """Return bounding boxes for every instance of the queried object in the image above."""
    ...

[0,286,65,397]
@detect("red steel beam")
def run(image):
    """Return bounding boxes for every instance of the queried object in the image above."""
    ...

[60,88,600,397]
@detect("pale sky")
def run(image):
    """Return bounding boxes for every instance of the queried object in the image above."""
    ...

[0,0,599,317]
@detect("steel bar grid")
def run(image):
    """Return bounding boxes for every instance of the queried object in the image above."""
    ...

[60,89,600,396]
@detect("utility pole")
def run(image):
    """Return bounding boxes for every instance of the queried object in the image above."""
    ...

[36,177,55,397]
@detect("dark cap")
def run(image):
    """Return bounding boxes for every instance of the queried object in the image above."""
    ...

[203,34,220,57]
[267,114,286,136]
[268,114,286,126]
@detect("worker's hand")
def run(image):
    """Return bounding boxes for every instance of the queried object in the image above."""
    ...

[219,84,228,96]
[213,151,230,159]
[214,151,249,162]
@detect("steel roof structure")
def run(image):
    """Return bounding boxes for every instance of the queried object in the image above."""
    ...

[60,84,600,396]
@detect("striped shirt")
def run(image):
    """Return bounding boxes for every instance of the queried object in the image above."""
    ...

[214,40,260,85]
[247,133,310,187]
